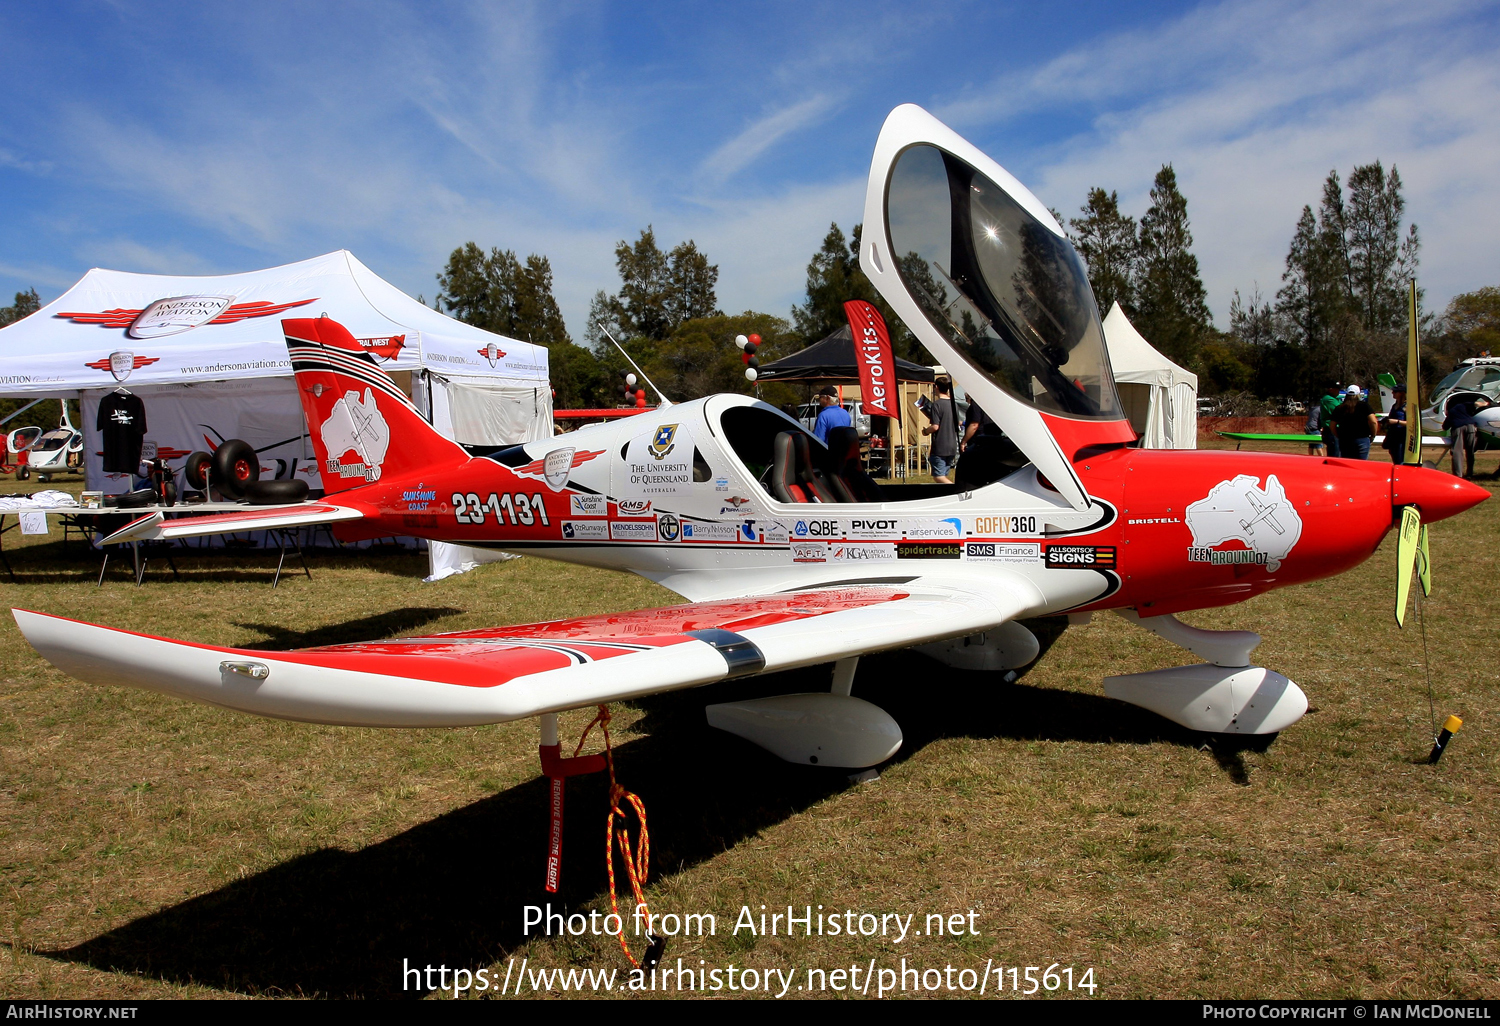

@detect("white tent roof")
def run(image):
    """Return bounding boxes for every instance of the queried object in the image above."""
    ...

[1102,301,1197,390]
[0,250,548,396]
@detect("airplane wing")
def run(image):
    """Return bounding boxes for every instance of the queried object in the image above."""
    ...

[13,574,1040,728]
[99,503,365,546]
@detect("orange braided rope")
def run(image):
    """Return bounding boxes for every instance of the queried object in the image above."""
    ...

[576,706,653,968]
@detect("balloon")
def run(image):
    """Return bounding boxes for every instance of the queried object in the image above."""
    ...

[625,373,637,387]
[744,341,757,356]
[747,356,759,369]
[748,334,761,346]
[636,389,646,400]
[742,352,750,364]
[745,367,759,382]
[635,396,647,408]
[734,334,748,349]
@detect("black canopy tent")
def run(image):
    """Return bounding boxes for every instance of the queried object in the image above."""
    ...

[755,325,936,383]
[757,326,937,479]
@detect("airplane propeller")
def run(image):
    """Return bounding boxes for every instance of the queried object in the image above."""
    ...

[1395,279,1430,629]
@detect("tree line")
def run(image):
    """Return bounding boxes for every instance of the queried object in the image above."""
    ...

[1065,161,1500,402]
[435,229,801,409]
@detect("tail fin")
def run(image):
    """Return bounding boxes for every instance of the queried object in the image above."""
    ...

[284,316,465,494]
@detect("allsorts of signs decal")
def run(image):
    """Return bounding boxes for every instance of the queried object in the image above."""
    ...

[1043,545,1116,569]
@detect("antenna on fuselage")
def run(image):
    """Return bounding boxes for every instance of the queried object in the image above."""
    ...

[597,323,673,408]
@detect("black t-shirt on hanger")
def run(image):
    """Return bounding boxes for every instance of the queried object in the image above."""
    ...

[97,391,147,473]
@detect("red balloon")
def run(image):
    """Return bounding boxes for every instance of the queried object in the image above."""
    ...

[635,389,645,400]
[742,352,750,364]
[748,334,761,346]
[635,396,647,408]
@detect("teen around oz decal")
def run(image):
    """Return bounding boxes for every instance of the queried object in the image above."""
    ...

[1184,474,1302,571]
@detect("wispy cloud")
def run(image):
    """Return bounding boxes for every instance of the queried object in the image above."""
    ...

[700,95,839,181]
[935,0,1500,321]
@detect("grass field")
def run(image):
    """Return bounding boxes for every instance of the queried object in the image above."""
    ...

[1,447,1497,1000]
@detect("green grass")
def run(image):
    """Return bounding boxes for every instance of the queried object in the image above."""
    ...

[0,451,1497,999]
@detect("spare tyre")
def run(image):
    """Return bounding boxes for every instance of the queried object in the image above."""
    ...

[184,451,212,491]
[212,439,259,501]
[116,488,156,508]
[243,478,310,505]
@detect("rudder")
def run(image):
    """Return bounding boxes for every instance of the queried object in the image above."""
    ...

[284,316,465,494]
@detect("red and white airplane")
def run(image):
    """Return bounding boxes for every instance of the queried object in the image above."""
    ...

[13,105,1487,770]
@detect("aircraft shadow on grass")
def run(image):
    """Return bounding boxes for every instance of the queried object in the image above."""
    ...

[44,617,1264,997]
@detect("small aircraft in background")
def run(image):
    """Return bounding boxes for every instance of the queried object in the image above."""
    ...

[14,105,1487,773]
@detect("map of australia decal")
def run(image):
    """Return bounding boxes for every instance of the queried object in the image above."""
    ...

[1184,474,1302,572]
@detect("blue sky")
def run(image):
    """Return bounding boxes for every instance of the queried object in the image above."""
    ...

[2,0,1496,342]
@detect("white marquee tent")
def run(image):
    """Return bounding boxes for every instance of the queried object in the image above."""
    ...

[1102,301,1198,449]
[0,250,554,578]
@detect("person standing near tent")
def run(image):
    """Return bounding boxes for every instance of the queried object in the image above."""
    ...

[921,377,959,484]
[811,385,851,444]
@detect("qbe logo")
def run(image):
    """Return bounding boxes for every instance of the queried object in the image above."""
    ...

[793,519,839,538]
[1044,545,1116,569]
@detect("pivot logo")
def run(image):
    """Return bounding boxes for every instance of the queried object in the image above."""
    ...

[793,519,839,538]
[1044,545,1116,568]
[851,519,896,531]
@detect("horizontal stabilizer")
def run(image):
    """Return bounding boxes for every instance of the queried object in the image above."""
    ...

[99,503,364,545]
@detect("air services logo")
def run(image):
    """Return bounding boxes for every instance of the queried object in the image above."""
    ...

[58,296,317,338]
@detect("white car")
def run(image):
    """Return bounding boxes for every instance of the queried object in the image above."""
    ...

[796,401,872,439]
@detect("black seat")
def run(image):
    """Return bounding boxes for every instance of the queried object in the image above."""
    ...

[824,426,883,502]
[791,433,835,502]
[771,432,809,503]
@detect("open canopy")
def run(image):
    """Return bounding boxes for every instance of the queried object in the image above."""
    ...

[0,250,548,396]
[755,325,936,383]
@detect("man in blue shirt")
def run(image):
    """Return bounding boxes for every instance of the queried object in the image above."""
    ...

[812,385,851,444]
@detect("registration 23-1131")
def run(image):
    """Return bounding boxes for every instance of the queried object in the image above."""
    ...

[451,492,551,526]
